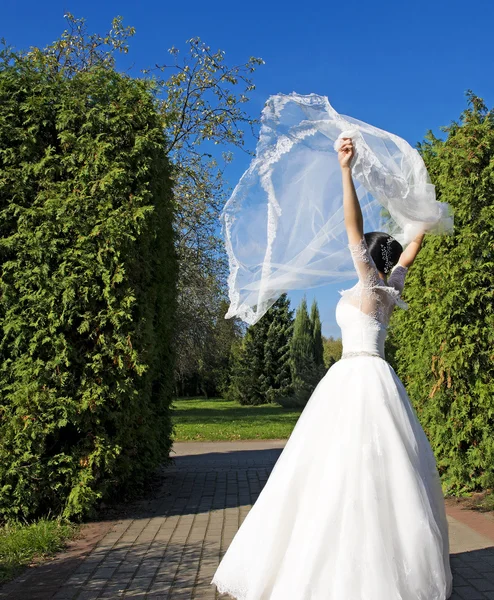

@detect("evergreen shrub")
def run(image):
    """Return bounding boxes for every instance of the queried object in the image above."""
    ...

[389,94,494,493]
[0,49,177,519]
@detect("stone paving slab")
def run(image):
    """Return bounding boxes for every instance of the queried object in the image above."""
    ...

[1,440,493,600]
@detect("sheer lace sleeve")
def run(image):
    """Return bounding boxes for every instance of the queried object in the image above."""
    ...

[348,238,381,288]
[341,239,408,321]
[387,264,408,294]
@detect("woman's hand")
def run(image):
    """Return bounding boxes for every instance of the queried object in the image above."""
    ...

[338,138,354,170]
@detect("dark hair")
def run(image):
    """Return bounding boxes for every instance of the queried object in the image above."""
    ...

[364,231,403,275]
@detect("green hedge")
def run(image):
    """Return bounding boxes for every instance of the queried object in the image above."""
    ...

[0,49,177,519]
[388,94,494,494]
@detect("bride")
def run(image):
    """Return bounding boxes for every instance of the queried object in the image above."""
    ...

[211,137,453,599]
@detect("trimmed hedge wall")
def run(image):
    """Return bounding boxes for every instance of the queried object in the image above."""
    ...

[388,95,494,494]
[0,50,177,519]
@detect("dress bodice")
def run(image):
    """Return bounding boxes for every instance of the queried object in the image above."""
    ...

[336,238,408,359]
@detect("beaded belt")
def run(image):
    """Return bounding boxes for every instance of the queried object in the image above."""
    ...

[340,351,384,360]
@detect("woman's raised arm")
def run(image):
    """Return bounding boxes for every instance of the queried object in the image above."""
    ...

[397,232,425,268]
[337,138,381,287]
[338,139,363,246]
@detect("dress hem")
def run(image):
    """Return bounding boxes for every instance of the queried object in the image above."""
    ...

[211,578,246,600]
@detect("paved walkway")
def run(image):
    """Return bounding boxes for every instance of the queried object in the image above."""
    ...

[1,441,494,600]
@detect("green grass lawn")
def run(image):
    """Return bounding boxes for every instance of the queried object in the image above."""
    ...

[171,397,303,441]
[0,519,77,584]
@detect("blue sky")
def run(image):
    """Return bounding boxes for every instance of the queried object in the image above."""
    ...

[3,0,494,336]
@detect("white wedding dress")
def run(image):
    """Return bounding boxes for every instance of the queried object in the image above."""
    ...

[211,238,453,600]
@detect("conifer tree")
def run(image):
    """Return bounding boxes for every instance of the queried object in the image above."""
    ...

[310,299,325,367]
[289,297,318,404]
[262,295,294,403]
[228,295,293,405]
[229,318,268,405]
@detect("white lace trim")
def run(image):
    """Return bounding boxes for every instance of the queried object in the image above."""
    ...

[339,279,408,308]
[211,577,247,600]
[212,575,450,599]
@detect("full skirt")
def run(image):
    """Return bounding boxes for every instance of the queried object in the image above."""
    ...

[211,357,453,600]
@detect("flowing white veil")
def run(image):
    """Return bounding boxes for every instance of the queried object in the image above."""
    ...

[222,93,453,325]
